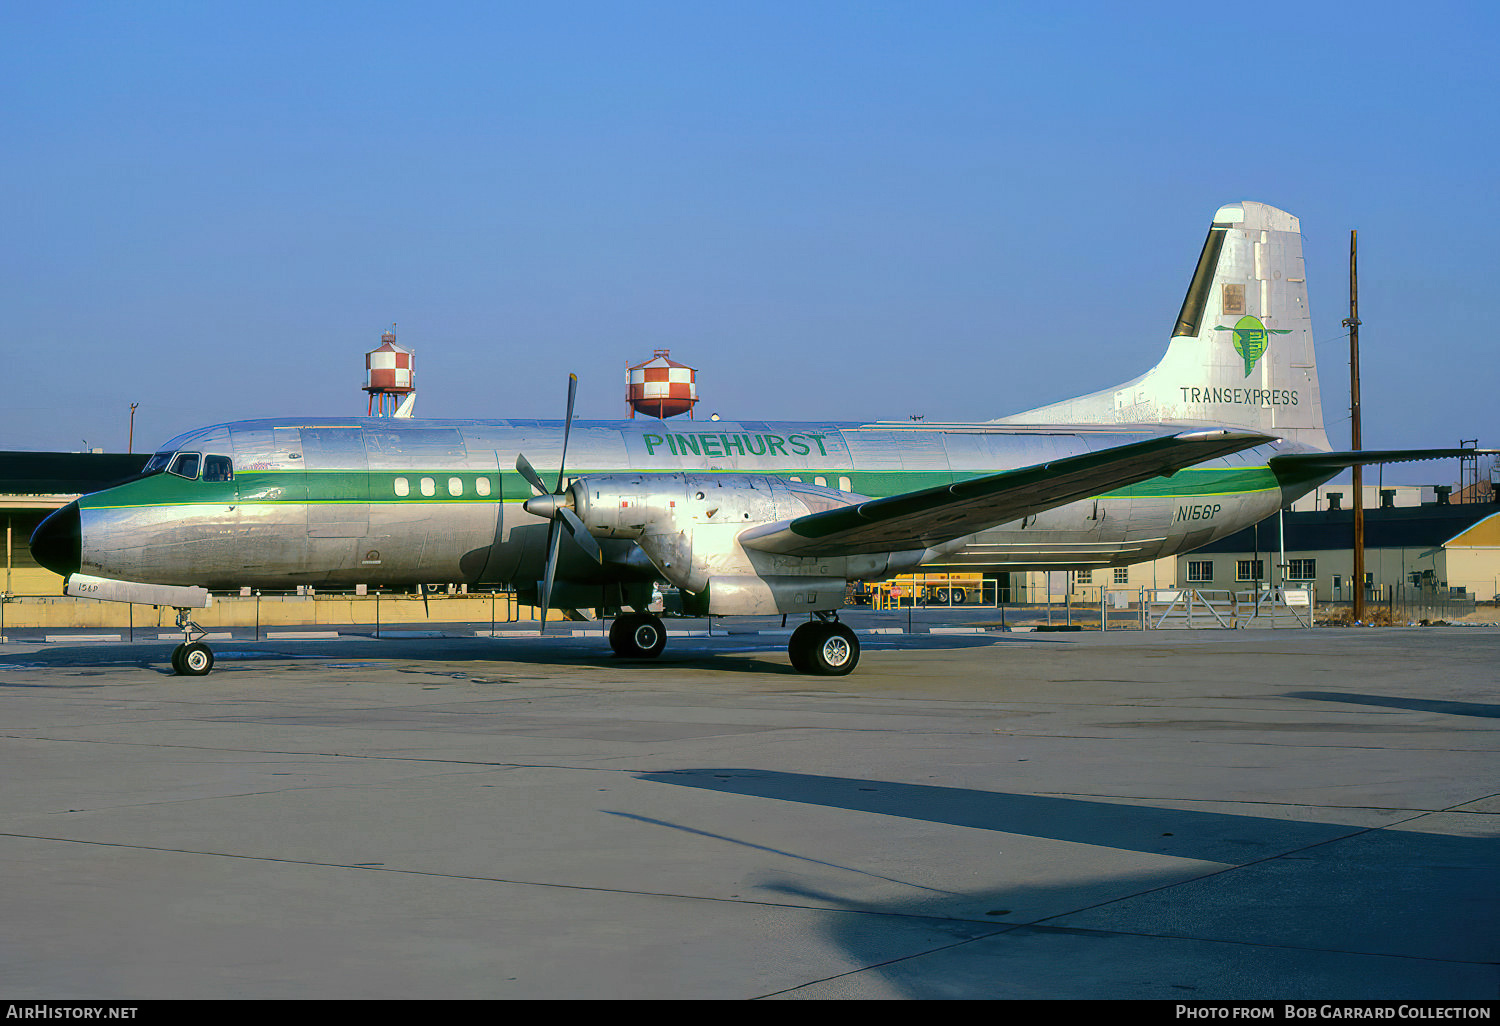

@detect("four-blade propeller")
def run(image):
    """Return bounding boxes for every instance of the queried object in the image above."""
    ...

[516,374,602,632]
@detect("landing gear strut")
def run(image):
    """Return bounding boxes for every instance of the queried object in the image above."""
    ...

[169,608,214,676]
[788,613,859,675]
[609,612,667,659]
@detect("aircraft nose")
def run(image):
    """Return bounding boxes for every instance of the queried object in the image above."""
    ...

[30,501,81,578]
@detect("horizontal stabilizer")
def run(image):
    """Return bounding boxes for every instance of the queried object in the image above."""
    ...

[740,429,1272,558]
[1269,448,1497,473]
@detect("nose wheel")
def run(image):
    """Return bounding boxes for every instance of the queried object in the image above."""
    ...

[171,642,215,676]
[169,608,215,676]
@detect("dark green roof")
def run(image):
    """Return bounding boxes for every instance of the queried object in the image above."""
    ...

[0,452,148,496]
[1195,502,1500,553]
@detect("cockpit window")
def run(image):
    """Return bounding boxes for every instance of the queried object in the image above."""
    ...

[202,455,234,482]
[143,451,174,475]
[168,453,202,480]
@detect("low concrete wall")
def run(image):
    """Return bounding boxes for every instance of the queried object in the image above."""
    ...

[0,593,578,629]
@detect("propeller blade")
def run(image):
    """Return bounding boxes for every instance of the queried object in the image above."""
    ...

[538,517,562,635]
[555,373,577,494]
[515,452,549,497]
[558,505,602,565]
[526,372,591,634]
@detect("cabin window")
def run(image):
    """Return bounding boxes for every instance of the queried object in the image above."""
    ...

[420,477,436,497]
[202,456,233,482]
[476,477,492,497]
[168,453,202,480]
[448,477,463,496]
[814,476,826,487]
[838,477,852,492]
[394,477,410,497]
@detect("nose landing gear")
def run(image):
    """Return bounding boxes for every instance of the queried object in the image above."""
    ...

[169,608,215,676]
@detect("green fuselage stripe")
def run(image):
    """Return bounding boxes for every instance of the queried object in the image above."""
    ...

[78,465,1283,512]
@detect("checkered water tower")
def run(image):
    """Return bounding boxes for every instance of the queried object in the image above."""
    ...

[364,328,414,417]
[626,349,698,419]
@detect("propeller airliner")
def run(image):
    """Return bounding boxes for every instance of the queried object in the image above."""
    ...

[30,202,1482,675]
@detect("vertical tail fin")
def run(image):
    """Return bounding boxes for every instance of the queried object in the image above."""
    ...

[994,201,1330,450]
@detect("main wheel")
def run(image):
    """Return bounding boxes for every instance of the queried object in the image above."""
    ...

[173,642,215,676]
[788,622,859,676]
[609,614,667,658]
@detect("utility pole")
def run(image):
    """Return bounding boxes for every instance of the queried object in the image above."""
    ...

[1343,230,1365,620]
[128,403,139,454]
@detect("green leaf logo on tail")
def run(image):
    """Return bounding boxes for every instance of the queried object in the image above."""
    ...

[1215,315,1291,377]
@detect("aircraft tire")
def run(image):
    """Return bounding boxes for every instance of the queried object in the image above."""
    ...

[788,624,814,673]
[609,614,666,659]
[789,622,859,676]
[173,642,215,676]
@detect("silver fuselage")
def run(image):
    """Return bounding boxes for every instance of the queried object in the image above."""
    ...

[70,416,1326,591]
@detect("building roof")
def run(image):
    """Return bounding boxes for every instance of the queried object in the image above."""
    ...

[1445,511,1500,548]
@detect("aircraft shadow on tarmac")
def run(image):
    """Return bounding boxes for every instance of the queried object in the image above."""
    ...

[636,768,1410,864]
[1283,690,1500,720]
[633,768,1498,998]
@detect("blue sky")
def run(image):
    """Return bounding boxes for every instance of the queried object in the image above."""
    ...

[2,1,1495,483]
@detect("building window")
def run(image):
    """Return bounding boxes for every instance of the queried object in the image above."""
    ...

[1113,566,1130,584]
[1074,569,1093,585]
[1287,558,1316,581]
[1236,559,1264,582]
[1187,560,1213,582]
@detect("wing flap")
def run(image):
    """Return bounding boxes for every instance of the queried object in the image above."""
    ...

[740,429,1273,557]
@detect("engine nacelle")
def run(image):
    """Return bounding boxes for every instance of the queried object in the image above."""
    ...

[569,473,858,542]
[565,473,907,612]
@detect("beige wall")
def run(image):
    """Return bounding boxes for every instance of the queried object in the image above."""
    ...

[0,592,584,629]
[1440,548,1500,602]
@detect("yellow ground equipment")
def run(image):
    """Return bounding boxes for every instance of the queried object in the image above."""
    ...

[859,572,984,609]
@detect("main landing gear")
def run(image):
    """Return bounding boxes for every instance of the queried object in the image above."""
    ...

[788,613,859,676]
[610,612,668,658]
[608,610,859,674]
[169,607,214,676]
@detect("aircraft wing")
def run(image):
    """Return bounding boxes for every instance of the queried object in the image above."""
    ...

[1268,447,1496,473]
[738,429,1273,558]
